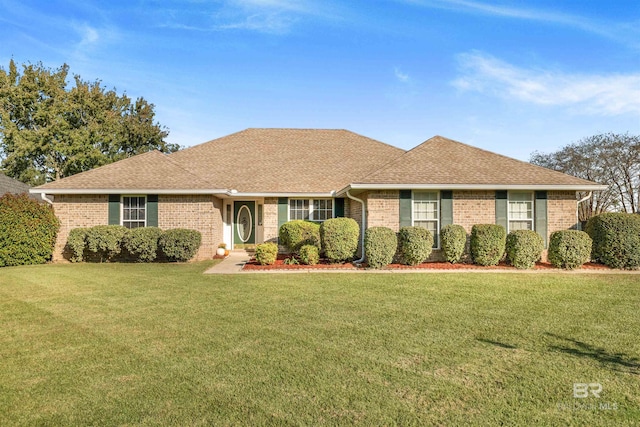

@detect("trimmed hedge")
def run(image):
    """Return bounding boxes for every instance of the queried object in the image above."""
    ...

[85,225,128,262]
[548,230,592,270]
[320,217,360,263]
[0,193,60,267]
[441,224,467,264]
[586,213,640,269]
[299,244,320,265]
[66,228,88,263]
[255,242,278,265]
[279,220,320,253]
[123,227,163,262]
[364,226,397,269]
[505,230,544,269]
[470,224,506,266]
[397,226,433,266]
[159,228,202,262]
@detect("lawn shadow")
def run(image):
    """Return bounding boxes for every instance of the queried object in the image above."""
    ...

[545,332,640,374]
[476,338,518,349]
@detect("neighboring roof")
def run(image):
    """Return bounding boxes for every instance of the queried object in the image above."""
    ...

[32,129,606,195]
[169,128,406,193]
[34,150,223,193]
[0,173,34,197]
[347,136,604,191]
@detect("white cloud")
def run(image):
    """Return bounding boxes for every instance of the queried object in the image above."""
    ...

[157,0,337,34]
[401,0,640,48]
[75,23,99,46]
[453,52,640,116]
[394,67,410,83]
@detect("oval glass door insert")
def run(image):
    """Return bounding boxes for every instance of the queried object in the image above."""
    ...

[236,205,252,243]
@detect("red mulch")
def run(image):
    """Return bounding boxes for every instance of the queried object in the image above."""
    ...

[243,255,610,271]
[244,256,359,270]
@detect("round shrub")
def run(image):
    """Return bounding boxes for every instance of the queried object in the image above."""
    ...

[85,225,128,262]
[470,224,506,266]
[505,230,544,269]
[159,228,202,262]
[299,244,320,265]
[441,224,467,263]
[255,242,278,265]
[320,217,360,263]
[364,226,397,269]
[586,213,640,269]
[0,193,60,267]
[397,226,433,266]
[66,228,88,263]
[548,230,592,270]
[123,227,163,262]
[279,220,320,253]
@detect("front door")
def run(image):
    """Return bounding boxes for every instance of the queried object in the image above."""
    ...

[233,201,255,248]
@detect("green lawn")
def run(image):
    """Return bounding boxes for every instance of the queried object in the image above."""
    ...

[1,263,638,426]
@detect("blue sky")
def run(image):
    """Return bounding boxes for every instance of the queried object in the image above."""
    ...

[1,0,639,160]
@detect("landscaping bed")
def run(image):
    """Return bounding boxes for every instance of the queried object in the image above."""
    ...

[243,255,610,271]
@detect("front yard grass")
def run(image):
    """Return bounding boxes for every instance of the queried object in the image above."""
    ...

[1,262,638,425]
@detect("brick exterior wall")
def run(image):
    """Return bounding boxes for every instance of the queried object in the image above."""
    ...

[547,191,578,238]
[51,194,223,262]
[263,197,279,243]
[366,190,400,231]
[157,195,223,260]
[52,195,109,262]
[453,190,496,233]
[355,189,578,263]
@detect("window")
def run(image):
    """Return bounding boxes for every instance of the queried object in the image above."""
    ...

[412,191,439,247]
[289,199,309,220]
[289,199,333,221]
[313,199,333,221]
[122,196,146,229]
[508,192,533,231]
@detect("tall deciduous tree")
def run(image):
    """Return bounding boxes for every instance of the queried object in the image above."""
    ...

[0,60,178,185]
[531,133,640,221]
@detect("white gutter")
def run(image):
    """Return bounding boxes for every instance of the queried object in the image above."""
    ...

[40,193,54,205]
[29,188,336,198]
[337,183,609,195]
[346,190,366,265]
[29,188,230,195]
[576,191,592,230]
[224,191,336,198]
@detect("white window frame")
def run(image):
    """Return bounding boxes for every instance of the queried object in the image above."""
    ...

[411,191,440,249]
[121,195,147,229]
[288,198,335,222]
[507,191,534,232]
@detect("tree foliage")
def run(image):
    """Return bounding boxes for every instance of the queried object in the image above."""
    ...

[0,60,178,185]
[530,133,640,221]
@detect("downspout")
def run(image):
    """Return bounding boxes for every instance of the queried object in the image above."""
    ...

[576,192,592,230]
[40,193,54,205]
[346,190,366,264]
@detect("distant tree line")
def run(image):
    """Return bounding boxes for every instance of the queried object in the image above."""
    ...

[531,133,640,222]
[0,60,178,185]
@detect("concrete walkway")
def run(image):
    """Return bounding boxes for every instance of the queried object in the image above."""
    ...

[204,251,638,274]
[204,251,251,274]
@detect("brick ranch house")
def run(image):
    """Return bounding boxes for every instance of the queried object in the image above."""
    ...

[30,128,606,262]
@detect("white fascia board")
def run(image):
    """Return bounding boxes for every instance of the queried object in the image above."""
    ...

[29,188,229,195]
[225,191,336,198]
[336,183,609,195]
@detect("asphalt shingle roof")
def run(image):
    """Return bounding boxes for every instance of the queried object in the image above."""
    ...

[34,129,603,193]
[37,150,217,191]
[356,135,599,187]
[169,128,406,193]
[0,173,33,197]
